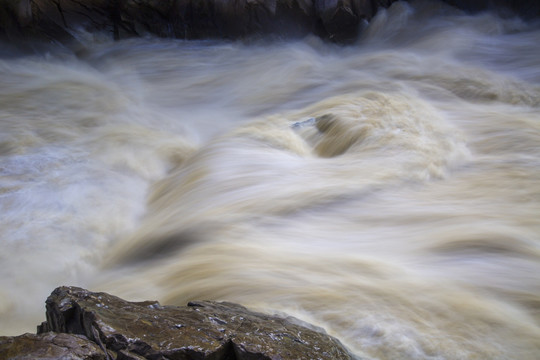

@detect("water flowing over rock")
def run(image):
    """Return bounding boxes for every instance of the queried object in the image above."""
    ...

[1,286,354,359]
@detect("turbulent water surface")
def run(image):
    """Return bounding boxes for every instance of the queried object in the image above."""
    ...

[1,1,540,358]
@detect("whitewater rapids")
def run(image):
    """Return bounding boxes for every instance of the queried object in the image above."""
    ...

[1,1,539,358]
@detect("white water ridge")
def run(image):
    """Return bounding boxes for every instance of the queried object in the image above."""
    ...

[1,1,540,359]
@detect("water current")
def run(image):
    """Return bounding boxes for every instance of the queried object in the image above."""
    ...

[1,1,539,358]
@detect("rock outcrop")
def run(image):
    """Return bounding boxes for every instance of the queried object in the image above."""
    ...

[0,0,398,44]
[1,286,354,360]
[0,332,106,360]
[1,0,538,46]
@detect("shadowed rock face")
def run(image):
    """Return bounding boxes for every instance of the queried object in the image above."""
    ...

[1,1,538,46]
[27,286,353,360]
[0,0,398,44]
[315,0,361,41]
[0,332,107,360]
[442,0,540,18]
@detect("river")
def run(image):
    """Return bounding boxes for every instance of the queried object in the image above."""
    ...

[1,1,539,358]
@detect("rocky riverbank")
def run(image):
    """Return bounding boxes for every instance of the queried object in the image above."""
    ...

[1,0,538,47]
[0,286,354,359]
[0,0,399,45]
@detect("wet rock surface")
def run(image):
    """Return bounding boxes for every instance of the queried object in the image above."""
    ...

[2,286,354,359]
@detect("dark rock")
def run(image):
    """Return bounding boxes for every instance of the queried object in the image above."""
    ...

[0,332,107,360]
[441,0,540,19]
[0,0,400,45]
[314,0,367,41]
[2,0,538,46]
[173,0,317,40]
[36,286,353,360]
[314,0,409,42]
[30,0,114,35]
[0,0,31,40]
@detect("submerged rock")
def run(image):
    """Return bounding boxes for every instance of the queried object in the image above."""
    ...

[24,286,353,360]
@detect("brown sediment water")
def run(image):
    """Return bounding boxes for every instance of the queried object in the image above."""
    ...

[1,2,539,359]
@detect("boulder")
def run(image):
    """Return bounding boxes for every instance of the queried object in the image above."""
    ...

[34,286,353,360]
[0,332,107,360]
[314,0,367,41]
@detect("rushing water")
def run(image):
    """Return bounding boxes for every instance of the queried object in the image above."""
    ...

[1,1,540,358]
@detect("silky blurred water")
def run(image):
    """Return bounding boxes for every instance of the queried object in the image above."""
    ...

[1,1,540,358]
